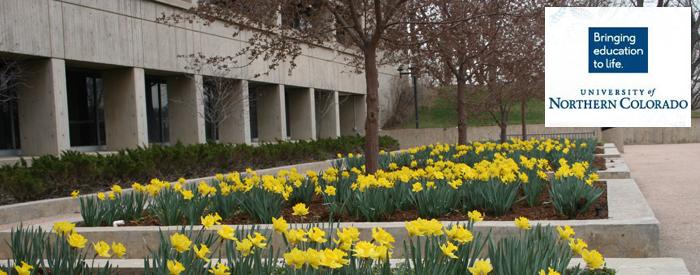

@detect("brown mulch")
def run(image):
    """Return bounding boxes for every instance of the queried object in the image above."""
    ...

[122,181,608,227]
[593,156,607,171]
[594,147,605,154]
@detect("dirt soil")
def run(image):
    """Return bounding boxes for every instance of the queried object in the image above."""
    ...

[123,182,608,227]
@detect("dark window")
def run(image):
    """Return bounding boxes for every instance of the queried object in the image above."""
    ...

[66,70,106,147]
[145,78,169,144]
[0,89,20,151]
[249,89,258,140]
[285,90,291,138]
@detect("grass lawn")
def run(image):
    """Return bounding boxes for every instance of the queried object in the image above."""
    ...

[398,97,545,129]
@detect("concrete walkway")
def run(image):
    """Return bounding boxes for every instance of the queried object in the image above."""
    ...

[624,143,700,274]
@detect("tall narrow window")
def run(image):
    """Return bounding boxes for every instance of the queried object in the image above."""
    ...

[145,78,169,144]
[67,70,106,147]
[0,89,20,153]
[249,89,258,140]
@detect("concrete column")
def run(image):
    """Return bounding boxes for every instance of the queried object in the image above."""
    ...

[354,95,367,135]
[257,84,286,142]
[167,75,206,145]
[288,88,316,140]
[317,90,340,138]
[220,80,251,144]
[103,67,148,150]
[601,127,625,153]
[17,58,70,156]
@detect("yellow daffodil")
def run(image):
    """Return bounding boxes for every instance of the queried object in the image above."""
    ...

[201,213,223,229]
[411,182,423,192]
[284,248,306,269]
[67,232,88,249]
[468,259,493,275]
[285,229,308,245]
[440,241,459,259]
[569,238,588,255]
[112,242,126,258]
[581,249,605,270]
[217,225,238,241]
[324,185,336,196]
[248,232,267,248]
[272,216,288,233]
[14,261,33,275]
[539,267,561,275]
[446,224,474,244]
[292,203,309,216]
[208,263,230,275]
[71,190,80,199]
[307,227,327,244]
[108,191,116,200]
[167,260,185,275]
[180,189,194,200]
[353,241,379,259]
[97,192,106,200]
[556,225,575,241]
[405,218,443,237]
[468,210,484,222]
[0,268,7,275]
[514,216,531,230]
[235,238,254,256]
[93,241,111,257]
[372,227,395,248]
[194,244,210,262]
[111,184,123,194]
[170,233,192,253]
[52,221,76,236]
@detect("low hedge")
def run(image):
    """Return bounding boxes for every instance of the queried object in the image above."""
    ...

[0,135,399,204]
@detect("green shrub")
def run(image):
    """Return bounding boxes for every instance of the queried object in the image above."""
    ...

[0,135,399,204]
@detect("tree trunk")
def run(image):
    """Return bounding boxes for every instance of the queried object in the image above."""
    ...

[521,98,527,140]
[363,48,380,174]
[456,78,467,145]
[499,122,507,143]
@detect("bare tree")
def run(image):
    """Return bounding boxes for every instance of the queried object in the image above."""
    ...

[181,54,248,142]
[160,0,471,173]
[0,58,22,104]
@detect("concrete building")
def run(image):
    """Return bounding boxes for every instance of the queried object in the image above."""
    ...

[0,0,403,157]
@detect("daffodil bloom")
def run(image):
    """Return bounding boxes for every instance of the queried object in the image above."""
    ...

[324,185,336,196]
[97,192,106,200]
[14,261,33,275]
[180,189,194,200]
[71,190,80,199]
[52,221,76,236]
[93,241,111,257]
[556,225,575,241]
[111,184,123,194]
[67,232,88,249]
[284,248,306,269]
[468,259,493,275]
[373,244,391,260]
[272,216,288,233]
[405,218,444,237]
[371,227,395,248]
[235,238,254,256]
[217,225,238,241]
[468,210,484,222]
[167,260,185,275]
[353,241,379,259]
[446,224,474,244]
[0,268,7,275]
[170,233,192,253]
[411,182,423,192]
[514,216,531,230]
[208,263,230,275]
[581,249,605,270]
[248,232,267,248]
[539,267,561,275]
[112,242,126,258]
[201,213,223,229]
[292,203,309,216]
[440,241,459,259]
[299,227,324,244]
[569,238,588,255]
[194,244,210,262]
[285,229,308,245]
[108,192,116,200]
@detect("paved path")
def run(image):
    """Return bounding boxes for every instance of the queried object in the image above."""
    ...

[624,143,700,274]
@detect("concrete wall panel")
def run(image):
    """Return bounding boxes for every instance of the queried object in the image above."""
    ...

[219,80,251,144]
[103,67,149,150]
[287,88,316,140]
[256,84,286,141]
[167,74,206,144]
[0,0,52,57]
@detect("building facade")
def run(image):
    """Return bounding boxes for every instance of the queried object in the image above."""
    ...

[0,0,403,156]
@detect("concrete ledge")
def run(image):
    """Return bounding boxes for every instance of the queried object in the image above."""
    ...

[0,179,660,259]
[599,146,621,158]
[598,157,631,179]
